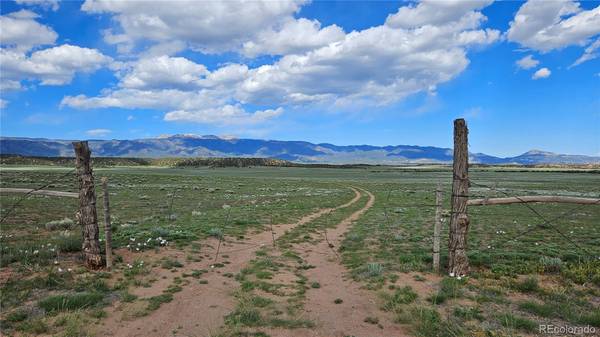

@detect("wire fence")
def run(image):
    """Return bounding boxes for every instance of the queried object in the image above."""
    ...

[466,178,599,257]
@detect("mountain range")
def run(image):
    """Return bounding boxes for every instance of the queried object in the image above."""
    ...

[1,135,598,165]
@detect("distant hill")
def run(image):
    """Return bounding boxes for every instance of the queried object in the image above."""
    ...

[1,135,598,165]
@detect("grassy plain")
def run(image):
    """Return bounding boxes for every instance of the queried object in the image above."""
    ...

[1,164,599,336]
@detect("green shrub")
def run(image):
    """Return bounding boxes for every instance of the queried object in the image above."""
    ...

[226,306,262,326]
[39,292,104,312]
[208,227,224,239]
[366,263,383,277]
[539,256,563,273]
[562,261,600,286]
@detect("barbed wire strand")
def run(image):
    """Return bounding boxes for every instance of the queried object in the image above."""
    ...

[1,169,76,225]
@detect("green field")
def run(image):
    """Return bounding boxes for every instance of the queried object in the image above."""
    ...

[1,165,599,336]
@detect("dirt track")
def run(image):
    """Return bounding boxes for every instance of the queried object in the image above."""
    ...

[267,188,408,337]
[0,188,78,198]
[100,188,363,337]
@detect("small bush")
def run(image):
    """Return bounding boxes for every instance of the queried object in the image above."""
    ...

[39,292,104,312]
[366,263,384,277]
[539,256,563,273]
[310,282,321,289]
[208,227,224,239]
[364,316,379,325]
[45,218,75,231]
[562,261,600,286]
[334,298,343,304]
[226,306,262,326]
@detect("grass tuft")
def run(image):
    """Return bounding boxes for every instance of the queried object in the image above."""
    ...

[38,292,104,312]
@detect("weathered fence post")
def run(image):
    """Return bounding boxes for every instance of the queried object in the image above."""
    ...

[101,177,113,270]
[433,182,442,273]
[448,119,470,276]
[73,141,103,269]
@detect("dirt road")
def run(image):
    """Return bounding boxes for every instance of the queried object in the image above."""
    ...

[100,188,362,337]
[269,188,408,337]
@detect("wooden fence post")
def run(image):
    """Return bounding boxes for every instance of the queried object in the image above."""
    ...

[448,119,470,276]
[433,182,442,273]
[73,141,103,269]
[101,177,113,270]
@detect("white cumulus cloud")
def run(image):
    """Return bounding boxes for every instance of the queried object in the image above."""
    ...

[164,106,283,125]
[119,56,208,90]
[15,0,60,11]
[81,0,308,54]
[532,67,551,79]
[63,1,499,126]
[385,0,494,29]
[571,38,600,67]
[0,10,57,51]
[516,55,540,69]
[1,44,112,86]
[507,0,600,52]
[242,18,345,57]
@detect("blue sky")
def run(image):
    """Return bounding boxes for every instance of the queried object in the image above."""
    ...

[0,0,599,157]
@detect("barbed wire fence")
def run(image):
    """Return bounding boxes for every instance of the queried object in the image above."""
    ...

[466,178,599,257]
